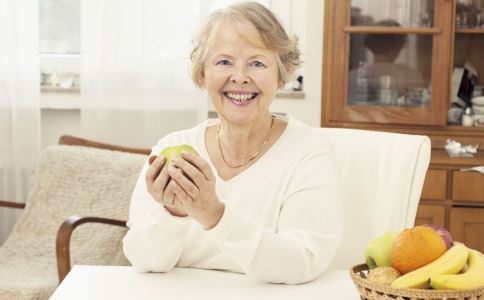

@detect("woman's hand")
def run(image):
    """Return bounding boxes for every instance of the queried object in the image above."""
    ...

[145,155,188,217]
[166,151,225,229]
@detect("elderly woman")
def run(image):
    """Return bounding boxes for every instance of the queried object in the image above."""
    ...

[123,2,343,284]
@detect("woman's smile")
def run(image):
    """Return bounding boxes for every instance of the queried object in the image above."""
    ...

[223,91,260,107]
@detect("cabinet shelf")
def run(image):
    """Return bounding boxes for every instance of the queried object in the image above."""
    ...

[455,28,484,34]
[343,26,441,35]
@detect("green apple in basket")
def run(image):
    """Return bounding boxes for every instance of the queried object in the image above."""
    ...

[160,144,199,163]
[364,232,398,269]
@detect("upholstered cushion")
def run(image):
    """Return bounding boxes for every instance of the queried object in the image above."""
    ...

[0,145,146,300]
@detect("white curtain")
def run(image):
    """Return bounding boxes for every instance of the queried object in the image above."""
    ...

[80,0,209,148]
[0,0,40,245]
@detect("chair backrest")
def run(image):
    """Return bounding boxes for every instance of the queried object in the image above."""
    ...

[320,128,431,269]
[59,135,151,155]
[0,145,147,276]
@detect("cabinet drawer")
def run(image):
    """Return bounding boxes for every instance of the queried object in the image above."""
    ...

[415,204,445,227]
[421,169,447,200]
[450,207,484,253]
[452,171,484,202]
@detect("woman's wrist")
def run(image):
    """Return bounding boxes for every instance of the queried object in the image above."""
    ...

[203,202,225,230]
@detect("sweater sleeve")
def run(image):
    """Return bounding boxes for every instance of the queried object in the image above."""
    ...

[207,143,343,284]
[122,157,191,273]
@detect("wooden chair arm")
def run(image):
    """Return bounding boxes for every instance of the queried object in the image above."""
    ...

[58,135,150,155]
[56,215,127,283]
[54,135,147,283]
[0,200,25,209]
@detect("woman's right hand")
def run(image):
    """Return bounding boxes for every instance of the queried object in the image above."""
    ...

[145,155,188,217]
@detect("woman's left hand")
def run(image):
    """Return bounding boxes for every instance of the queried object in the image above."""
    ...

[166,151,224,230]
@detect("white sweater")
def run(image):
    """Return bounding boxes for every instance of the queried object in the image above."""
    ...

[122,116,343,284]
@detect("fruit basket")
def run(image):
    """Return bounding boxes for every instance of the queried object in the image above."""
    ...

[350,264,484,300]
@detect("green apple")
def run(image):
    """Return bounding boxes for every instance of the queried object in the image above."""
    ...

[364,232,398,269]
[159,144,198,163]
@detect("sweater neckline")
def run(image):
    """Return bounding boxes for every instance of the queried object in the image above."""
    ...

[198,116,292,185]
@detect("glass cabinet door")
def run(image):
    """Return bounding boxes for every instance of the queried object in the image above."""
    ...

[351,0,434,27]
[453,0,484,119]
[348,34,432,108]
[327,0,453,125]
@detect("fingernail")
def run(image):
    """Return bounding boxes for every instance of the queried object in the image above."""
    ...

[168,165,175,173]
[181,151,190,157]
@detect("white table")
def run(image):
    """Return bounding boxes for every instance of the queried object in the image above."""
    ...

[50,266,360,300]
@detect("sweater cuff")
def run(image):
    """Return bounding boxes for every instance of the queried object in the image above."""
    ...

[207,203,239,240]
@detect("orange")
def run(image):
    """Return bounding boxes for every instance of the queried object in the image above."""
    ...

[391,226,447,274]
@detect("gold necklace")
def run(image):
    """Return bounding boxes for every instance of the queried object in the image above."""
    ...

[217,116,275,168]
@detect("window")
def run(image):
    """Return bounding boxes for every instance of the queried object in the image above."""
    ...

[40,0,80,54]
[40,0,80,91]
[38,0,304,97]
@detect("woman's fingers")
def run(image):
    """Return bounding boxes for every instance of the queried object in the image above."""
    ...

[162,181,177,206]
[170,180,192,206]
[167,163,199,198]
[145,155,173,206]
[181,151,215,181]
[144,154,192,218]
[148,155,157,166]
[163,184,189,217]
[145,155,165,190]
[152,163,171,199]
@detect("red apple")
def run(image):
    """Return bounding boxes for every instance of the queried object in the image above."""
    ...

[422,224,453,249]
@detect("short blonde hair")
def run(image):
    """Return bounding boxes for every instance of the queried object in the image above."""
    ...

[190,2,301,89]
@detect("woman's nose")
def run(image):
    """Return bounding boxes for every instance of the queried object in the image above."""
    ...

[229,65,250,84]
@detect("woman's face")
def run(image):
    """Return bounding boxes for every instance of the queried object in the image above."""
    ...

[202,23,279,126]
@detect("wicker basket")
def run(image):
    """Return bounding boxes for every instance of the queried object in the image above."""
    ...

[350,264,484,300]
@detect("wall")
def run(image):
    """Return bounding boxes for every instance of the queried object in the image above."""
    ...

[271,0,324,127]
[41,0,325,149]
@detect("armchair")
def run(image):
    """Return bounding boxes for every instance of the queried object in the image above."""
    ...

[0,136,149,300]
[54,135,149,282]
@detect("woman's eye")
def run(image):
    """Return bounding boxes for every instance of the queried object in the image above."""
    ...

[216,59,231,66]
[250,61,266,68]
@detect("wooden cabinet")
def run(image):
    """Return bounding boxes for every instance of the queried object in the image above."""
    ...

[322,0,484,145]
[421,169,447,200]
[450,207,484,253]
[322,0,484,252]
[415,204,446,227]
[416,150,484,251]
[452,171,484,202]
[323,0,454,126]
[323,0,484,130]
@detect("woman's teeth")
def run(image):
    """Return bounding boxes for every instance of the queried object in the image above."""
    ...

[225,92,257,102]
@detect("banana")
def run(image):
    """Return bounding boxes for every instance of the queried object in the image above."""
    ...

[430,249,484,290]
[390,242,469,289]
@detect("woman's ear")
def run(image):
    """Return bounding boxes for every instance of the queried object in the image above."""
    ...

[278,62,292,89]
[278,79,284,90]
[284,62,292,77]
[199,72,206,89]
